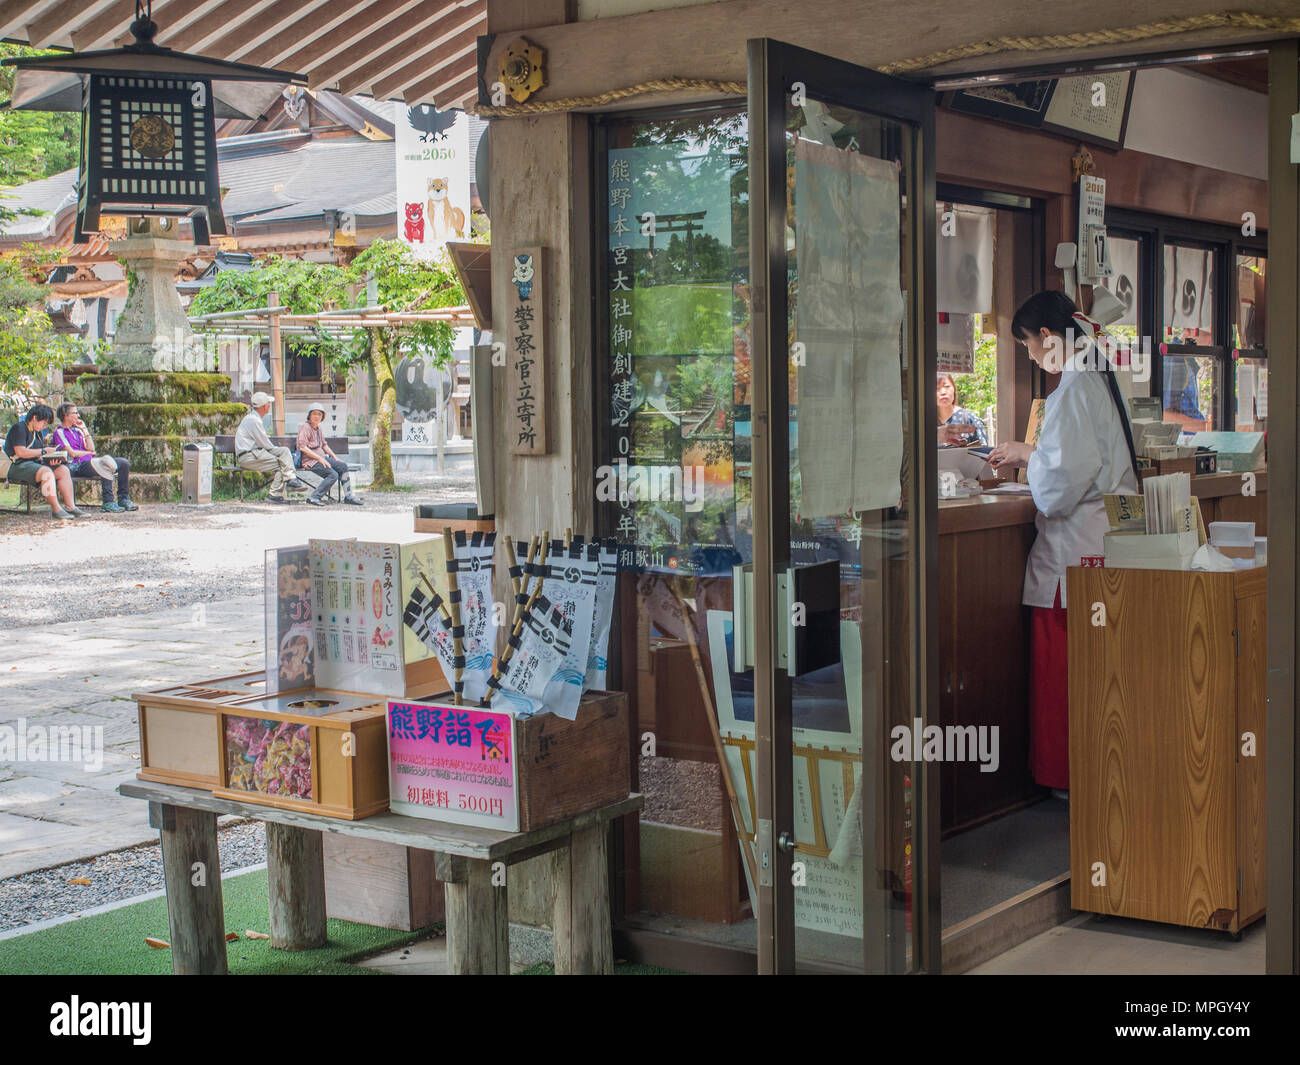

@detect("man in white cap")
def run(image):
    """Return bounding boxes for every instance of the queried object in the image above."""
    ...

[235,392,308,503]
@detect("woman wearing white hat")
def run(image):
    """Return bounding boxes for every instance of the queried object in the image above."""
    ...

[297,403,362,506]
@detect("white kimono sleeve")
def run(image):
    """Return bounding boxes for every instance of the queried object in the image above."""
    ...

[1027,385,1103,519]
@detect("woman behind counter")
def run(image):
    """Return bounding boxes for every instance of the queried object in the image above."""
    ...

[936,373,989,446]
[988,291,1140,797]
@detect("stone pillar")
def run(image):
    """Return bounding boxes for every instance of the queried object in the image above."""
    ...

[76,217,243,502]
[106,217,203,372]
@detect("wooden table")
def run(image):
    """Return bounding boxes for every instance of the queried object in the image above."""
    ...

[119,779,642,975]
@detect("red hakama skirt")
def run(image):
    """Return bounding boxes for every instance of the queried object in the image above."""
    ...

[1028,584,1070,790]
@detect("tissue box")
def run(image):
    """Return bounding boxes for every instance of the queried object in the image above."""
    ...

[1209,521,1255,559]
[1103,530,1199,570]
[1191,431,1264,473]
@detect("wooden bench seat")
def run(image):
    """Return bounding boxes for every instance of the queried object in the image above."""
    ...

[212,434,356,501]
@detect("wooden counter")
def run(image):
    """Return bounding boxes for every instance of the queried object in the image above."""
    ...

[938,493,1039,834]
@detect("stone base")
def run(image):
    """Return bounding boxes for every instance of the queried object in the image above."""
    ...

[391,440,473,476]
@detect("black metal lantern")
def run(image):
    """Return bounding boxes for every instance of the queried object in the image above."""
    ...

[2,1,304,246]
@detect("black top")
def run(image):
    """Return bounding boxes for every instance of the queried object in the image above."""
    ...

[3,421,40,460]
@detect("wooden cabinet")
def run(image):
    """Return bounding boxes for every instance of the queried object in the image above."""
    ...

[938,497,1040,833]
[1067,566,1266,933]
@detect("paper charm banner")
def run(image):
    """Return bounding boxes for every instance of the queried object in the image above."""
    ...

[584,538,619,691]
[396,105,470,260]
[936,203,993,314]
[1164,245,1214,334]
[1103,236,1140,328]
[451,530,498,701]
[936,312,975,374]
[534,540,600,719]
[490,593,574,718]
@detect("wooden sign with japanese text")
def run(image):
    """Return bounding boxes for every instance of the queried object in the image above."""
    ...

[507,245,548,454]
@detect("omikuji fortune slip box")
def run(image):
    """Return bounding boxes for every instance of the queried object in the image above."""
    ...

[134,678,392,819]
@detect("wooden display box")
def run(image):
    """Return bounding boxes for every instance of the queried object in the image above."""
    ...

[135,672,394,820]
[1067,566,1265,933]
[410,689,631,832]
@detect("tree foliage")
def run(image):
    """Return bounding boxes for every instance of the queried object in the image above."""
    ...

[0,44,80,189]
[189,240,467,488]
[0,252,77,408]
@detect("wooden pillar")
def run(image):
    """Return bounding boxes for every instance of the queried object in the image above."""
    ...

[266,822,327,950]
[437,853,509,974]
[156,803,227,975]
[269,289,285,434]
[552,826,613,974]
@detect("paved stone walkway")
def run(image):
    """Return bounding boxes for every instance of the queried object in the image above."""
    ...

[0,473,475,880]
[0,596,264,879]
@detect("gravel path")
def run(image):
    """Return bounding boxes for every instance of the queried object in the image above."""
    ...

[0,820,267,934]
[0,472,475,627]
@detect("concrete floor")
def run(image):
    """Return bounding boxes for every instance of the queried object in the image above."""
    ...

[968,912,1265,975]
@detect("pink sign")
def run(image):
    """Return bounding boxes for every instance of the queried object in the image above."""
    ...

[387,701,518,831]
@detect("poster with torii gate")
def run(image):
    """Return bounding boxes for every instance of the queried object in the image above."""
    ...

[396,103,471,260]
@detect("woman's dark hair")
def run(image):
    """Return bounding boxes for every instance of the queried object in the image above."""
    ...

[25,403,54,425]
[1011,289,1079,342]
[936,373,959,405]
[1012,289,1142,487]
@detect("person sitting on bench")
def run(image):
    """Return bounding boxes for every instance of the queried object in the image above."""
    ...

[235,392,308,504]
[4,403,80,519]
[52,402,137,513]
[296,403,363,507]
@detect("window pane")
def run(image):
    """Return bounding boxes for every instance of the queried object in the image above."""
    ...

[1235,254,1266,351]
[1099,234,1141,339]
[1162,354,1217,432]
[1235,356,1267,431]
[1162,243,1216,344]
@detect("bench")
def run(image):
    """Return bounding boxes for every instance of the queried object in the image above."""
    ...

[212,434,356,501]
[119,778,641,975]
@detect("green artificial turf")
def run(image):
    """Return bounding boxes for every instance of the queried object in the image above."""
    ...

[0,867,439,976]
[516,961,685,975]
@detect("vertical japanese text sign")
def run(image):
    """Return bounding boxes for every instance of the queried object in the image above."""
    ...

[508,245,548,455]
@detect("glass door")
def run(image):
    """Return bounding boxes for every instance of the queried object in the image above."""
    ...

[746,38,939,973]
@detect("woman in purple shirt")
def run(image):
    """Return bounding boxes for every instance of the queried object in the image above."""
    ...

[52,403,137,512]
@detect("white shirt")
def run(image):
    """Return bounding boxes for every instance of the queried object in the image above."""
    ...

[1024,367,1138,609]
[235,410,273,454]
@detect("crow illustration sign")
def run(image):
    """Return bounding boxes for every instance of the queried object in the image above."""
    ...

[395,104,471,260]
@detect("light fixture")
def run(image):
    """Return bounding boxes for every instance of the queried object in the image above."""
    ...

[2,1,305,245]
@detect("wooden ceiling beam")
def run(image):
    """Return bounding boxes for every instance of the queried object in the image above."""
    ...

[25,0,117,48]
[403,57,478,108]
[211,0,370,67]
[371,24,481,100]
[147,0,282,55]
[268,0,426,76]
[108,0,226,49]
[193,0,335,62]
[312,0,483,91]
[0,0,55,41]
[430,70,479,111]
[334,2,484,96]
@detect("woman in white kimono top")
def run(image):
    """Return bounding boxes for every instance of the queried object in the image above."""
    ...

[988,291,1140,794]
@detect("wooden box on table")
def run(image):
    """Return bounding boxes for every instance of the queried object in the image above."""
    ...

[134,671,393,820]
[404,689,631,832]
[1067,565,1266,934]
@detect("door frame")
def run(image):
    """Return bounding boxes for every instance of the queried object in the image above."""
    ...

[746,36,941,973]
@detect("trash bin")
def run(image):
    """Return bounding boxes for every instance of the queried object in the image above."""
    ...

[182,442,213,505]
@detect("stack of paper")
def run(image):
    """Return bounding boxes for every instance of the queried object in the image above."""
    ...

[1101,473,1201,570]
